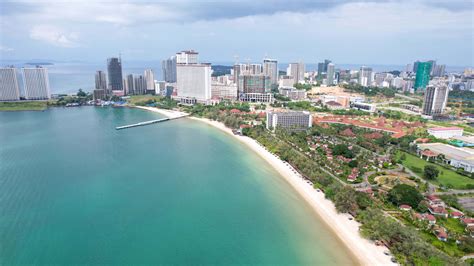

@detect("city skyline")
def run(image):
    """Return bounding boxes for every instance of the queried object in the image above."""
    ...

[0,0,473,66]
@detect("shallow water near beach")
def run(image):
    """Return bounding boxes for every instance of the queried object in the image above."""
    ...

[0,107,355,265]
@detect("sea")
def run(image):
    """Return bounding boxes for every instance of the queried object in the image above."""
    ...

[0,107,355,265]
[1,60,469,95]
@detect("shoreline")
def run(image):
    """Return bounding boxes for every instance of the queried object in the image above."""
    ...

[137,106,395,265]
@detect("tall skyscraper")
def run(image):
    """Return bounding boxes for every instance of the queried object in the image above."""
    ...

[126,74,135,95]
[133,75,147,95]
[107,57,123,92]
[326,63,335,85]
[0,67,21,101]
[414,61,432,91]
[263,58,278,86]
[22,66,51,100]
[358,66,373,87]
[95,70,107,90]
[144,69,155,92]
[433,64,446,77]
[317,59,331,77]
[422,85,449,116]
[287,62,305,83]
[428,60,436,76]
[162,56,177,83]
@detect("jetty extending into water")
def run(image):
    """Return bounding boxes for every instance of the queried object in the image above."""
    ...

[115,114,189,130]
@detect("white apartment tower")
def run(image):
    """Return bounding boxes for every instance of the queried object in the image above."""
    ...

[263,58,278,86]
[144,69,155,91]
[326,63,335,85]
[422,85,449,116]
[358,66,373,87]
[22,67,51,100]
[175,50,211,103]
[0,67,21,101]
[176,64,212,103]
[287,62,305,83]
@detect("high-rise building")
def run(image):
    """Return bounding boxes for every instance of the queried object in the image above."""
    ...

[126,74,135,95]
[358,66,373,87]
[176,50,199,64]
[0,67,21,101]
[422,85,449,116]
[22,66,51,100]
[144,69,155,92]
[263,58,278,86]
[414,61,432,91]
[326,63,335,85]
[95,70,107,90]
[428,60,436,76]
[249,64,263,75]
[176,64,212,103]
[107,57,123,92]
[162,56,177,83]
[287,62,305,83]
[133,75,147,95]
[238,74,271,94]
[317,59,331,77]
[433,64,446,77]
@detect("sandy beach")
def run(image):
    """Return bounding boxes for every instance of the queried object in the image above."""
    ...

[138,106,395,265]
[135,106,189,118]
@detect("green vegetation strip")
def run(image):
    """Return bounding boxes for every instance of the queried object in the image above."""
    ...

[396,151,474,189]
[0,101,48,111]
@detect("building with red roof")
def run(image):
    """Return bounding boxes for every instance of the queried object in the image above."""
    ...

[400,204,412,211]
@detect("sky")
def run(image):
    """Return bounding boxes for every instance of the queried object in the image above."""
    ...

[0,0,473,66]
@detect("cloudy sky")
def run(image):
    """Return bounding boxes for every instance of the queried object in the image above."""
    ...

[0,0,473,66]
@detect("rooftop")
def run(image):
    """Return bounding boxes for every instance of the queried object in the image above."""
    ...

[427,127,463,132]
[418,143,474,164]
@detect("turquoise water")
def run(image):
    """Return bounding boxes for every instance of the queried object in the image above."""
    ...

[0,107,355,265]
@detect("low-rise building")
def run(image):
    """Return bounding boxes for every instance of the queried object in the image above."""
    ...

[266,111,312,131]
[278,86,306,101]
[417,143,474,173]
[350,102,377,112]
[427,127,463,139]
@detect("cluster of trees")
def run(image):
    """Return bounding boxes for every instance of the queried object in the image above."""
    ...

[332,144,354,158]
[359,208,458,265]
[52,89,93,106]
[294,83,313,91]
[241,125,458,265]
[388,184,424,210]
[342,84,397,98]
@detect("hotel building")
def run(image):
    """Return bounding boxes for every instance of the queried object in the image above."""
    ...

[0,67,21,101]
[22,66,51,100]
[266,111,312,131]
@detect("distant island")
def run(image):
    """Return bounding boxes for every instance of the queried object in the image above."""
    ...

[211,65,232,77]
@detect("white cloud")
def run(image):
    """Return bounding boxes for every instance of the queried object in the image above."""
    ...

[0,45,14,52]
[29,25,79,47]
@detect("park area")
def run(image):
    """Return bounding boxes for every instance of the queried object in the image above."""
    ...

[396,151,474,189]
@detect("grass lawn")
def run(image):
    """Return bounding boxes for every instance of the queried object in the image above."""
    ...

[128,95,162,105]
[396,151,474,189]
[0,101,48,111]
